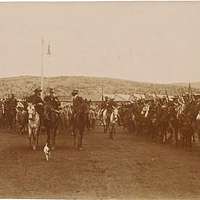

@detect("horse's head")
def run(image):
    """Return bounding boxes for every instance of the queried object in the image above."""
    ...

[27,103,36,120]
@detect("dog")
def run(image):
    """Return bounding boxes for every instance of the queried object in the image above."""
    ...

[43,143,51,161]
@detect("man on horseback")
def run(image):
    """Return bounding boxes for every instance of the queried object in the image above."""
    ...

[71,89,87,150]
[43,88,61,149]
[6,93,17,129]
[72,89,84,114]
[44,88,60,111]
[28,88,44,116]
[43,88,61,123]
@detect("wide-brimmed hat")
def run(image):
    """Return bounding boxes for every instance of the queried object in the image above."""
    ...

[34,88,42,93]
[72,89,79,96]
[49,88,55,93]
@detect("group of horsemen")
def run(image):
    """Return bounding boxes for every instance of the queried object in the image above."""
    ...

[0,88,89,130]
[118,93,200,147]
[1,87,200,147]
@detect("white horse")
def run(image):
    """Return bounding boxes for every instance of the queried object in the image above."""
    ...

[102,109,111,133]
[88,109,96,129]
[27,103,40,150]
[141,104,150,118]
[109,108,119,139]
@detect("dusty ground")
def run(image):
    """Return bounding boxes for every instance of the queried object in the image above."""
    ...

[0,127,200,200]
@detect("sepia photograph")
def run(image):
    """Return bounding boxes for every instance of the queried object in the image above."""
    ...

[0,1,200,199]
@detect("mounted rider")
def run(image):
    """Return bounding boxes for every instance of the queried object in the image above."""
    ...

[71,89,85,135]
[100,96,117,119]
[101,96,109,110]
[71,89,84,115]
[7,93,18,113]
[44,88,60,110]
[4,93,18,129]
[43,88,61,120]
[107,98,117,112]
[27,88,44,116]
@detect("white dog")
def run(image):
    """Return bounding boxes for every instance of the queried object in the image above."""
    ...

[43,143,51,161]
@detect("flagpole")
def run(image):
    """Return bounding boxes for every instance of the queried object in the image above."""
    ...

[101,84,104,101]
[41,37,44,99]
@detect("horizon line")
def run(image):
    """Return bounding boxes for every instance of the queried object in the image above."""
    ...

[0,74,195,85]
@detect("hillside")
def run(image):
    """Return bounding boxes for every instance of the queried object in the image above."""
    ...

[0,76,199,100]
[173,82,200,89]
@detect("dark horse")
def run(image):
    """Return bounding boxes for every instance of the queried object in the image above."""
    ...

[43,104,60,150]
[72,102,88,150]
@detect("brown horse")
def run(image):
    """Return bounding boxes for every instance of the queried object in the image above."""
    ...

[43,104,60,150]
[72,102,88,150]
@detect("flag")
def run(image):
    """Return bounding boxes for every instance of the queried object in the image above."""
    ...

[102,94,104,101]
[101,85,104,101]
[47,42,51,56]
[188,82,192,95]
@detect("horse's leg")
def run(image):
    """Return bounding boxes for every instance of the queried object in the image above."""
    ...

[28,126,32,148]
[46,127,50,146]
[32,128,36,150]
[52,127,57,150]
[78,129,83,150]
[7,114,11,129]
[36,128,39,146]
[175,126,179,146]
[80,130,83,149]
[106,120,110,134]
[103,121,106,133]
[13,114,16,131]
[73,129,77,149]
[109,124,113,139]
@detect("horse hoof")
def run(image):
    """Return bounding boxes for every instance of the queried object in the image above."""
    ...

[33,147,36,150]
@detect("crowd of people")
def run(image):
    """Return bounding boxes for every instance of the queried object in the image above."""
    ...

[0,87,200,148]
[118,93,200,147]
[0,88,93,134]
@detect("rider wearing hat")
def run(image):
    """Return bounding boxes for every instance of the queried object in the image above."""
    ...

[101,96,109,110]
[44,88,61,111]
[71,89,84,114]
[27,88,44,115]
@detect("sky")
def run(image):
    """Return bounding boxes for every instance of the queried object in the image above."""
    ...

[0,2,200,83]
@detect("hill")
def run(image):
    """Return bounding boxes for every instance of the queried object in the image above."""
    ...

[173,82,200,89]
[0,75,199,101]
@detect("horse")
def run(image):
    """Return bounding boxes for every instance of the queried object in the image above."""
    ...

[59,105,73,134]
[88,109,96,130]
[0,101,5,128]
[72,101,88,150]
[194,110,200,142]
[16,106,28,135]
[102,109,112,133]
[27,103,40,150]
[4,106,16,130]
[139,103,151,135]
[109,108,119,139]
[43,104,60,150]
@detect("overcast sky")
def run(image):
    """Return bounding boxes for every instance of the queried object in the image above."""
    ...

[0,2,200,83]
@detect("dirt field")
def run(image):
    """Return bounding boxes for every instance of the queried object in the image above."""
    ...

[0,127,200,200]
